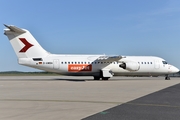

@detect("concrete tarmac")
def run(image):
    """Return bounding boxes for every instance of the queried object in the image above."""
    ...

[0,76,179,120]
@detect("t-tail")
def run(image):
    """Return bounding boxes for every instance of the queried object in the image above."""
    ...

[4,24,49,58]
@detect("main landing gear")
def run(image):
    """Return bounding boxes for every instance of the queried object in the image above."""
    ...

[93,76,110,80]
[93,69,112,80]
[165,75,170,80]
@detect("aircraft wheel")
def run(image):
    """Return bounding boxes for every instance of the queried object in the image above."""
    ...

[94,76,100,80]
[165,76,170,80]
[102,77,109,80]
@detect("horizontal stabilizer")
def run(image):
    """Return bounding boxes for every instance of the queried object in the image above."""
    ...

[4,24,26,33]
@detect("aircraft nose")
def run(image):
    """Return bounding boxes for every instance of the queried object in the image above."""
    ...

[170,66,179,73]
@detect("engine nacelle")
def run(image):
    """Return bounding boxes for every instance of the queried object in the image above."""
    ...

[119,62,140,71]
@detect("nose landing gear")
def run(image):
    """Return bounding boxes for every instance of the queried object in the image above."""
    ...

[165,75,170,80]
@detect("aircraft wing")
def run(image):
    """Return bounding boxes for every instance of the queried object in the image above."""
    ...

[97,55,125,61]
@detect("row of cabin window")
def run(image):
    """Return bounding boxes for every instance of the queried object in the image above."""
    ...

[138,62,153,64]
[61,61,153,65]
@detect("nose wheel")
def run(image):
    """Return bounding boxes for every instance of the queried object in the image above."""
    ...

[165,75,170,80]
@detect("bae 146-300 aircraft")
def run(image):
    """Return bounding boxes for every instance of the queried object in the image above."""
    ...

[3,24,179,80]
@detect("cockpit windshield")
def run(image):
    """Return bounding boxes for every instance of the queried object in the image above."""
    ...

[162,61,168,64]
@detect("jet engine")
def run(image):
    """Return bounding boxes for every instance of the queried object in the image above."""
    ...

[119,62,140,71]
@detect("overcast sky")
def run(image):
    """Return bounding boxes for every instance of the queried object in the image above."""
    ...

[0,0,180,71]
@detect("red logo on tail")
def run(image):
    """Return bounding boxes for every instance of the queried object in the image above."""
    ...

[19,38,34,52]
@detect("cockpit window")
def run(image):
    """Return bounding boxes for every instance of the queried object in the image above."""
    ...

[162,61,168,64]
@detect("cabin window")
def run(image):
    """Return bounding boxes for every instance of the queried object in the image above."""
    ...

[147,62,149,64]
[71,62,73,64]
[68,62,70,64]
[65,62,67,64]
[150,62,152,64]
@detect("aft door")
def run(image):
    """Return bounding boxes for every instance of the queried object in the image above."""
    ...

[53,59,59,69]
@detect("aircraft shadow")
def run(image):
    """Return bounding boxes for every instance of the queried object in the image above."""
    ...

[53,78,105,82]
[53,78,86,82]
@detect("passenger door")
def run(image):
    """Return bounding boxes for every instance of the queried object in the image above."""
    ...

[154,60,160,69]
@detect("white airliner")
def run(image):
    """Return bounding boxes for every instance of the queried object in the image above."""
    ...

[3,24,179,80]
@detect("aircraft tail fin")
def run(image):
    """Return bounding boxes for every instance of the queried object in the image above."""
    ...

[4,24,49,58]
